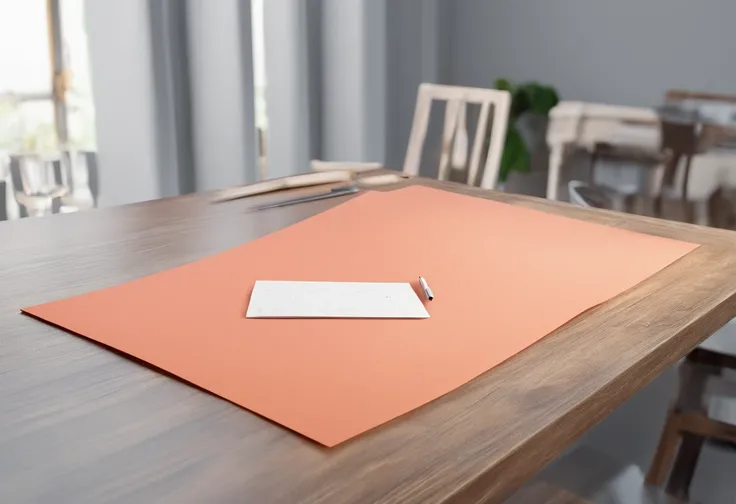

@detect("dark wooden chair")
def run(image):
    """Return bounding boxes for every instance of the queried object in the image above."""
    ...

[581,116,702,223]
[651,118,701,222]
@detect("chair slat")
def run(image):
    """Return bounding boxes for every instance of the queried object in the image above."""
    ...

[467,101,491,187]
[437,99,461,181]
[402,85,433,177]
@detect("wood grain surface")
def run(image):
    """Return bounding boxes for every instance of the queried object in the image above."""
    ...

[2,175,736,504]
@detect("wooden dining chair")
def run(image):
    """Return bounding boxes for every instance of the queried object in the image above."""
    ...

[650,118,702,222]
[312,83,511,190]
[577,116,703,223]
[404,83,511,188]
[646,321,736,501]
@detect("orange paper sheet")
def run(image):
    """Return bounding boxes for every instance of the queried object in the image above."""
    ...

[23,187,698,446]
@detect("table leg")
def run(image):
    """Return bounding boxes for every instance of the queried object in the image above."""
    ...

[547,144,565,200]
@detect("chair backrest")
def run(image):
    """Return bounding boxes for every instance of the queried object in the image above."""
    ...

[660,120,699,157]
[657,119,700,195]
[402,83,511,189]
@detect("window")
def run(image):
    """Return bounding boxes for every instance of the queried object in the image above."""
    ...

[251,0,267,178]
[0,0,96,153]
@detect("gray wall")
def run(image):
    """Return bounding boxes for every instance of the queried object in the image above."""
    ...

[86,0,161,206]
[385,1,425,170]
[86,0,258,205]
[321,0,381,162]
[186,0,257,190]
[385,0,450,172]
[263,0,311,178]
[449,0,736,107]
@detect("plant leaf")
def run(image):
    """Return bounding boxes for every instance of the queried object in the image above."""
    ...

[528,84,559,115]
[511,87,530,118]
[499,126,530,182]
[494,78,514,94]
[493,78,559,182]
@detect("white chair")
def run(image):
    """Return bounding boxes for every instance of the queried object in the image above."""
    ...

[312,83,511,190]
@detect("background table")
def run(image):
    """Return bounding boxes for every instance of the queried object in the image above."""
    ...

[546,101,736,201]
[2,177,736,503]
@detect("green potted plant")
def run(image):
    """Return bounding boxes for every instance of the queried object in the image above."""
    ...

[494,78,559,184]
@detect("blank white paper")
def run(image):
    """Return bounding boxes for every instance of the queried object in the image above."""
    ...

[246,281,430,319]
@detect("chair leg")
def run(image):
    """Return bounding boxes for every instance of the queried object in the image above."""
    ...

[647,354,716,491]
[681,156,694,223]
[588,150,598,184]
[665,433,705,500]
[646,409,681,486]
[661,354,713,500]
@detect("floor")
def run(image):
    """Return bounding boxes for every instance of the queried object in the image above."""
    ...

[577,335,736,503]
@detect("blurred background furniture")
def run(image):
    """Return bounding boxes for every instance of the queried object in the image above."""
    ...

[665,90,736,153]
[650,115,702,222]
[565,118,703,222]
[9,154,66,217]
[546,96,736,211]
[54,150,99,211]
[7,151,98,218]
[311,84,511,190]
[402,83,511,188]
[567,180,618,210]
[546,102,659,200]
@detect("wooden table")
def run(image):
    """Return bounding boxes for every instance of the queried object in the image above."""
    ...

[2,177,736,503]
